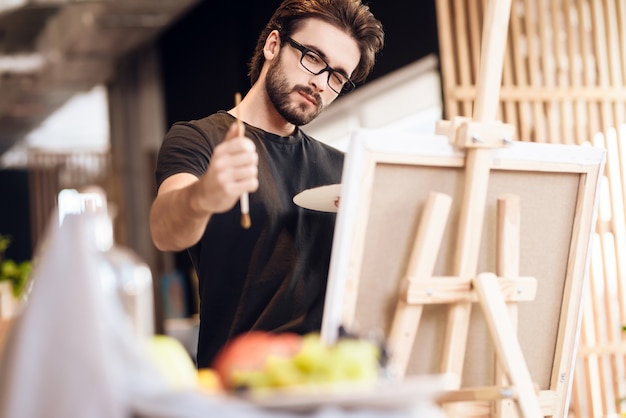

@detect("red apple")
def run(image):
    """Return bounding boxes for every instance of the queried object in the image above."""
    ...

[212,331,302,388]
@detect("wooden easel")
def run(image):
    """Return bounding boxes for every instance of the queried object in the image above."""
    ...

[386,0,543,416]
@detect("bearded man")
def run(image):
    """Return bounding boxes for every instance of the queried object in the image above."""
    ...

[150,0,384,369]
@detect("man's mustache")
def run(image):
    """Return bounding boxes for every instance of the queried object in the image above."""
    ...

[293,86,322,108]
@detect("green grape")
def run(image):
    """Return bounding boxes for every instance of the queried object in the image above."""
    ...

[231,369,273,389]
[292,334,335,380]
[265,355,306,387]
[331,338,380,381]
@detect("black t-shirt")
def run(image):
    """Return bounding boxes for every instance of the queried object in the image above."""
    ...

[155,111,344,367]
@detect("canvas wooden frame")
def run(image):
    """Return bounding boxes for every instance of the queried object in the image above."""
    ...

[321,129,605,417]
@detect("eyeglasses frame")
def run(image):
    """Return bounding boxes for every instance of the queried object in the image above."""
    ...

[283,35,356,94]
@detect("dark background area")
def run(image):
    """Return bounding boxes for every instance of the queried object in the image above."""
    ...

[0,170,31,262]
[157,0,439,127]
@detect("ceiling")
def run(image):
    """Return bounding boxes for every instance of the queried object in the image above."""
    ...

[0,0,201,157]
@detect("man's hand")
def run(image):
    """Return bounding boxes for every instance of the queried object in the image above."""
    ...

[195,122,259,214]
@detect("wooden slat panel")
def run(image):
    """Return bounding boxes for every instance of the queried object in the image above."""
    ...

[26,150,112,251]
[571,0,586,144]
[453,0,473,116]
[509,0,531,141]
[436,0,460,119]
[602,0,625,130]
[523,0,546,142]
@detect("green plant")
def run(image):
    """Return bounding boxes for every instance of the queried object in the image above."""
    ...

[0,234,10,254]
[0,233,32,298]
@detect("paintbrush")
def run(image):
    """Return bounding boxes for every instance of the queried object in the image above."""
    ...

[234,92,251,229]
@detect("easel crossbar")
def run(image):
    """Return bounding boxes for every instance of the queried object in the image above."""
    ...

[403,276,537,304]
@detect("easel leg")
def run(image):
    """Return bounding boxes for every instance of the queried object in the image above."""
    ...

[388,192,452,377]
[495,194,521,418]
[474,273,543,418]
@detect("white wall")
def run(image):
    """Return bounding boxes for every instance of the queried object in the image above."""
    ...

[302,54,442,151]
[0,85,110,168]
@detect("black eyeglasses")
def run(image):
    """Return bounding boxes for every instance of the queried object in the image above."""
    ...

[284,36,356,94]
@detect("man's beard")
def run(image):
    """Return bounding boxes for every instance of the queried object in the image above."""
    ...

[265,55,324,126]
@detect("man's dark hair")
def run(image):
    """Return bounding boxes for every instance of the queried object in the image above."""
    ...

[248,0,384,87]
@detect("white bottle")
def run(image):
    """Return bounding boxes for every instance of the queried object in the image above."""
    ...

[58,187,155,340]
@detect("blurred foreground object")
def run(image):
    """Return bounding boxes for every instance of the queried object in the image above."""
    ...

[148,334,198,390]
[213,332,382,391]
[197,368,223,393]
[58,187,155,339]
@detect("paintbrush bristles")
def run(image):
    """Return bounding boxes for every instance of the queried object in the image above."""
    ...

[241,211,251,229]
